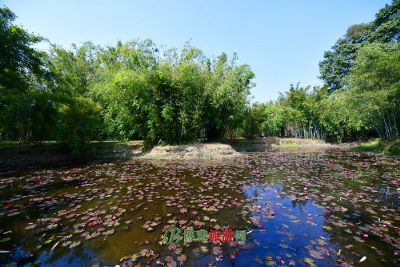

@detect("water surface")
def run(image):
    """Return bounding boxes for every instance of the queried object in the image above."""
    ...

[0,150,399,266]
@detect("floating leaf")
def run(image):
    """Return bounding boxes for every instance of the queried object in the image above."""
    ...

[309,249,324,260]
[0,237,11,243]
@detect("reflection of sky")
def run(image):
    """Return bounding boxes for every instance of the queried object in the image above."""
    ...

[2,151,400,266]
[8,245,99,267]
[9,182,383,266]
[39,252,87,267]
[236,184,336,266]
[190,183,338,267]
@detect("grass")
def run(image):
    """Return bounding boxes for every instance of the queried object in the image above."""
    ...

[352,139,385,153]
[274,138,326,149]
[352,138,400,156]
[384,140,400,156]
[278,139,299,148]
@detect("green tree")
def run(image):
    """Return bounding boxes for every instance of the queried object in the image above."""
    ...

[319,0,400,92]
[347,43,400,139]
[47,44,103,148]
[319,24,370,91]
[0,6,54,142]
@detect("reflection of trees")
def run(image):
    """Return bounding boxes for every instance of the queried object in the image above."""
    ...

[377,186,400,208]
[291,199,308,211]
[45,245,96,266]
[321,215,398,267]
[270,151,400,266]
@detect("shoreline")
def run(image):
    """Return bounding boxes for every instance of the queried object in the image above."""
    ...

[1,138,397,175]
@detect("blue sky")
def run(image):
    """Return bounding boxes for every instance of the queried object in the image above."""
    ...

[3,0,392,101]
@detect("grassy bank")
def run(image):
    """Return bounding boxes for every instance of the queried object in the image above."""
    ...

[230,137,347,152]
[2,137,399,173]
[352,139,400,156]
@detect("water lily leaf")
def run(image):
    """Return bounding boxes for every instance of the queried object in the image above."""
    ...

[69,241,81,249]
[304,257,316,267]
[353,236,365,243]
[25,224,36,230]
[44,237,54,244]
[0,237,11,243]
[51,241,60,251]
[309,249,324,260]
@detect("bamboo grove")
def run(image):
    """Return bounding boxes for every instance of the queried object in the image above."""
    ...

[1,1,399,150]
[0,6,254,149]
[246,0,400,142]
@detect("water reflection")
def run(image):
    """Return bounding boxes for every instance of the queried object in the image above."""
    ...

[0,150,399,266]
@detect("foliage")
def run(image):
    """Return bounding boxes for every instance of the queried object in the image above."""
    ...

[91,43,254,147]
[2,1,400,149]
[383,140,400,155]
[317,90,370,142]
[241,106,261,139]
[253,85,372,142]
[347,43,400,140]
[0,7,254,149]
[319,0,400,92]
[261,1,400,143]
[352,139,385,153]
[0,7,44,92]
[352,138,400,156]
[0,7,51,143]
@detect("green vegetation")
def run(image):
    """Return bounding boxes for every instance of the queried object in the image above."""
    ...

[1,1,400,154]
[352,139,385,153]
[352,139,400,156]
[0,6,254,149]
[243,0,400,145]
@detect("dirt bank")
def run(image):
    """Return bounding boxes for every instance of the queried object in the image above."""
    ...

[140,143,241,160]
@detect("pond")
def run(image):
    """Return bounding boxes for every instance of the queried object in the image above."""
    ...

[0,149,399,267]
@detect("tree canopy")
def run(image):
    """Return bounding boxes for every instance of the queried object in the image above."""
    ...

[1,1,399,149]
[0,7,255,148]
[252,0,400,142]
[319,0,400,92]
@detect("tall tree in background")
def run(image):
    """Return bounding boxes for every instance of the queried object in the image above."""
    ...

[0,7,55,142]
[319,0,400,92]
[0,7,43,92]
[347,43,400,140]
[319,23,370,91]
[47,43,103,149]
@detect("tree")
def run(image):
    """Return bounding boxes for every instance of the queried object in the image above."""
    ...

[319,0,400,92]
[319,24,369,91]
[347,43,400,139]
[205,53,255,140]
[369,0,400,43]
[0,7,44,92]
[88,41,254,147]
[47,44,103,148]
[0,7,54,142]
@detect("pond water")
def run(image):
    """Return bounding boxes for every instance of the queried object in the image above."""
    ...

[0,150,399,267]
